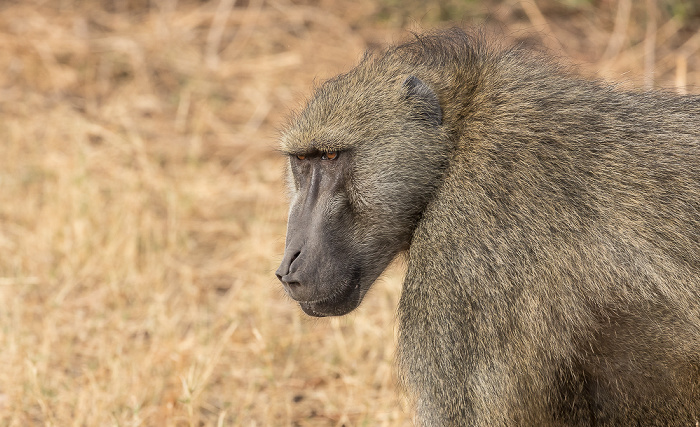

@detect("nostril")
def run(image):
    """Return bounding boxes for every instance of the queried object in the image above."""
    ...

[276,250,303,284]
[289,251,301,270]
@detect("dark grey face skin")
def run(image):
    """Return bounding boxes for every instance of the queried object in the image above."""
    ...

[276,75,448,317]
[275,151,363,317]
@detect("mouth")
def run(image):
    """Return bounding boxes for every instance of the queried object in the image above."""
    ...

[298,282,362,317]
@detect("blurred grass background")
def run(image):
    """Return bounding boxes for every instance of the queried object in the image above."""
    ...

[0,0,697,425]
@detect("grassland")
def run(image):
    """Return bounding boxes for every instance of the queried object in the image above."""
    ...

[0,0,697,425]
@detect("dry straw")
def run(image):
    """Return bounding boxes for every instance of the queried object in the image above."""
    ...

[0,0,696,425]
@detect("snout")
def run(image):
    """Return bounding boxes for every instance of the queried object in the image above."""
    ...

[275,247,364,317]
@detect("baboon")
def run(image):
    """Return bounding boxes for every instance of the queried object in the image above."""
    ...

[275,28,700,426]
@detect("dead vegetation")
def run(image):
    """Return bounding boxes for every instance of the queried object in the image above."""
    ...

[0,0,696,425]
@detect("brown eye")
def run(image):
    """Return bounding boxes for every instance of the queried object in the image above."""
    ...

[323,151,338,160]
[296,154,306,160]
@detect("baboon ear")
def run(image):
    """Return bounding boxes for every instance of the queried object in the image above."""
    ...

[402,75,442,126]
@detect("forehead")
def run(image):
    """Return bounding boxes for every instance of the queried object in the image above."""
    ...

[281,72,403,154]
[280,132,343,155]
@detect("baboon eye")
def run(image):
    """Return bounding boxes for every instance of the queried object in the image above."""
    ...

[296,154,306,160]
[322,151,338,160]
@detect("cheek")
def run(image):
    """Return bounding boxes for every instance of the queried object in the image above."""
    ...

[324,191,350,217]
[350,173,414,219]
[345,158,398,213]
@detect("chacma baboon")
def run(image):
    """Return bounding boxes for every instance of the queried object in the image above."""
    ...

[275,28,700,425]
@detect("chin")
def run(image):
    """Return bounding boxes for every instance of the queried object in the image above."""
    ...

[298,283,363,317]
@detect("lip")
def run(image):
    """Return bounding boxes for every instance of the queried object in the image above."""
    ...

[298,283,362,317]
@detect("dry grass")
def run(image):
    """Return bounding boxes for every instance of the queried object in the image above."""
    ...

[0,0,697,425]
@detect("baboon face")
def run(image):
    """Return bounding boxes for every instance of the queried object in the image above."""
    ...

[276,74,449,317]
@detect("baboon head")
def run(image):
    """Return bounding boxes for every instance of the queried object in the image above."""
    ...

[276,69,451,317]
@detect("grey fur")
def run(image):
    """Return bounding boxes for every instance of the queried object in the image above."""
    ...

[276,28,700,425]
